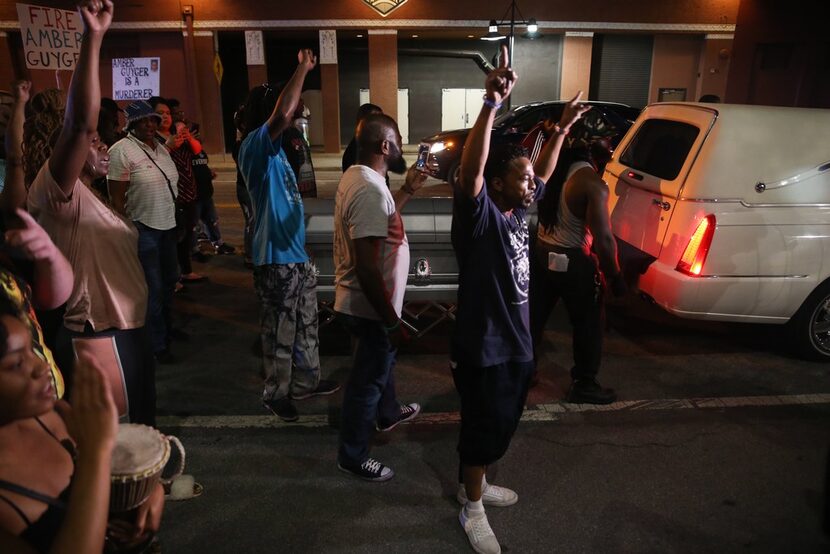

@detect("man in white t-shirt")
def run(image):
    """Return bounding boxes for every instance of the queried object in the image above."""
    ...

[334,114,427,482]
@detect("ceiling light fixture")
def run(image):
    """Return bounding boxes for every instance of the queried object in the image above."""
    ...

[481,1,539,108]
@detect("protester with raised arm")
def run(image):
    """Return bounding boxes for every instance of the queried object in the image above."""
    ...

[451,44,588,554]
[238,50,339,423]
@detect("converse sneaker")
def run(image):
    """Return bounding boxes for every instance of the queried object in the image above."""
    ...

[459,506,501,554]
[337,458,394,482]
[262,397,298,422]
[292,379,341,400]
[376,402,421,432]
[457,482,518,507]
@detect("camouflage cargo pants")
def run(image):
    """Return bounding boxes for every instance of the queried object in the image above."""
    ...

[253,262,321,401]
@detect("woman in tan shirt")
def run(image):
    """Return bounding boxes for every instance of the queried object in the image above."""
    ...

[21,0,156,426]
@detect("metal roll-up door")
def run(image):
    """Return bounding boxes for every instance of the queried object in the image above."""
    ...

[589,34,653,109]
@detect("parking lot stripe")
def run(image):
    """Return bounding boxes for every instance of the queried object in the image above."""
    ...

[156,393,830,429]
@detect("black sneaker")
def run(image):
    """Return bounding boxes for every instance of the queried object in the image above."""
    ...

[376,402,421,432]
[337,458,394,482]
[566,379,617,405]
[216,243,236,255]
[292,379,341,400]
[262,397,299,422]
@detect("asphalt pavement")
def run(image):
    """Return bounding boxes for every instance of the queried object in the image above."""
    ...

[152,153,830,553]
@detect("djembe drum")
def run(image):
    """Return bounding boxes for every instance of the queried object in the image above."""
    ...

[109,424,170,513]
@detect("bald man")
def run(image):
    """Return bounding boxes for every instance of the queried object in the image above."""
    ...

[333,114,427,481]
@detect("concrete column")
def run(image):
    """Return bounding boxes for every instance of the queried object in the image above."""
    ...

[320,64,341,153]
[182,11,204,128]
[560,33,593,100]
[193,32,224,153]
[367,30,397,118]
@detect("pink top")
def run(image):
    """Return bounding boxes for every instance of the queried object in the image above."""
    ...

[28,164,148,332]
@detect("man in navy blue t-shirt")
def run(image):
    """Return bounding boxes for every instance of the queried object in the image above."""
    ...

[450,45,589,554]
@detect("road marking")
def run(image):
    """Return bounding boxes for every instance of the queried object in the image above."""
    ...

[156,393,830,429]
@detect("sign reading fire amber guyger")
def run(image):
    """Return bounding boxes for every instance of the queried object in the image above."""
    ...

[362,0,408,17]
[16,3,82,70]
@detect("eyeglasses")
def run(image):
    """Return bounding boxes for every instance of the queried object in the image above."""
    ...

[261,83,275,102]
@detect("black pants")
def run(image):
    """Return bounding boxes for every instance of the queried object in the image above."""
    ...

[529,241,605,382]
[452,358,533,468]
[56,324,157,427]
[176,200,199,275]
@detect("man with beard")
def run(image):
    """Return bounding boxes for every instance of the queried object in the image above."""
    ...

[238,50,340,423]
[333,113,427,481]
[451,45,588,553]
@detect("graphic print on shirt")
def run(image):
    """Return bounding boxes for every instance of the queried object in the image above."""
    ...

[278,151,303,207]
[507,214,530,305]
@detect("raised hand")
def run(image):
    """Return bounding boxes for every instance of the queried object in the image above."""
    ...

[55,353,117,454]
[297,48,317,72]
[404,164,429,194]
[484,44,517,106]
[4,209,61,262]
[11,80,31,105]
[78,0,114,35]
[558,90,591,131]
[165,132,185,150]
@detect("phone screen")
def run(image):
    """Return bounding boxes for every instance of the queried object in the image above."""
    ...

[416,143,430,169]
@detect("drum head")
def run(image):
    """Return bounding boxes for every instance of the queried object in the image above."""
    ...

[111,424,168,477]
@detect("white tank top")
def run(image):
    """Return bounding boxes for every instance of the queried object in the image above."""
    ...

[538,161,594,249]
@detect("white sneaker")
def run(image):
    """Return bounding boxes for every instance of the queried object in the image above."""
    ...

[459,506,501,554]
[457,483,518,507]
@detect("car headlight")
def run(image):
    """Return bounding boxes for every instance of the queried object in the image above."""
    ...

[430,141,451,154]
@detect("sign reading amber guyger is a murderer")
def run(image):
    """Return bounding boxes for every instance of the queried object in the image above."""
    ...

[112,58,161,101]
[16,3,82,70]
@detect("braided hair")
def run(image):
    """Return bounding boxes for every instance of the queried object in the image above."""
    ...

[22,88,65,187]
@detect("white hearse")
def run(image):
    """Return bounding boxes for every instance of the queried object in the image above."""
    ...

[605,102,830,360]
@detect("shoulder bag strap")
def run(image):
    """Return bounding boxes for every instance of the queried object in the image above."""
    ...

[136,141,177,204]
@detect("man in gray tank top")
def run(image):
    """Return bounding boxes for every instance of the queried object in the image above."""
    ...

[530,141,626,405]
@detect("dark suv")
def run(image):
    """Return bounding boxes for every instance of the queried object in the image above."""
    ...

[420,100,641,185]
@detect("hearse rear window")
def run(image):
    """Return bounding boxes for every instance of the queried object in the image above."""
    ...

[620,119,699,180]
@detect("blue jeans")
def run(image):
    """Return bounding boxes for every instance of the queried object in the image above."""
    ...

[196,196,222,244]
[135,222,179,353]
[337,313,401,466]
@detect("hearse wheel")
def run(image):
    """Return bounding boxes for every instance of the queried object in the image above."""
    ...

[790,280,830,361]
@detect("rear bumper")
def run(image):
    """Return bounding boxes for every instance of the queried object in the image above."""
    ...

[638,260,791,324]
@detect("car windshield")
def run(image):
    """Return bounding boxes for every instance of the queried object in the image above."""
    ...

[493,105,532,128]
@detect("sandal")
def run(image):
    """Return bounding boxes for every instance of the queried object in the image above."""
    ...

[180,273,206,282]
[164,474,203,501]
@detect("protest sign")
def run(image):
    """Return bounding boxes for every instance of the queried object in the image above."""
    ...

[112,57,161,101]
[16,3,82,70]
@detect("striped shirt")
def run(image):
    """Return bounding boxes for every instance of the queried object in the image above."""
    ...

[108,133,179,230]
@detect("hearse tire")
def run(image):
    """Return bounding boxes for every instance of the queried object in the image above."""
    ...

[789,280,830,362]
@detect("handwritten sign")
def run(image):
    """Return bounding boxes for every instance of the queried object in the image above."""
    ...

[112,58,160,101]
[16,3,82,70]
[245,30,264,65]
[319,30,337,64]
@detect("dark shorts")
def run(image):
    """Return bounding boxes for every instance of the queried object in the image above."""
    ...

[451,358,534,467]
